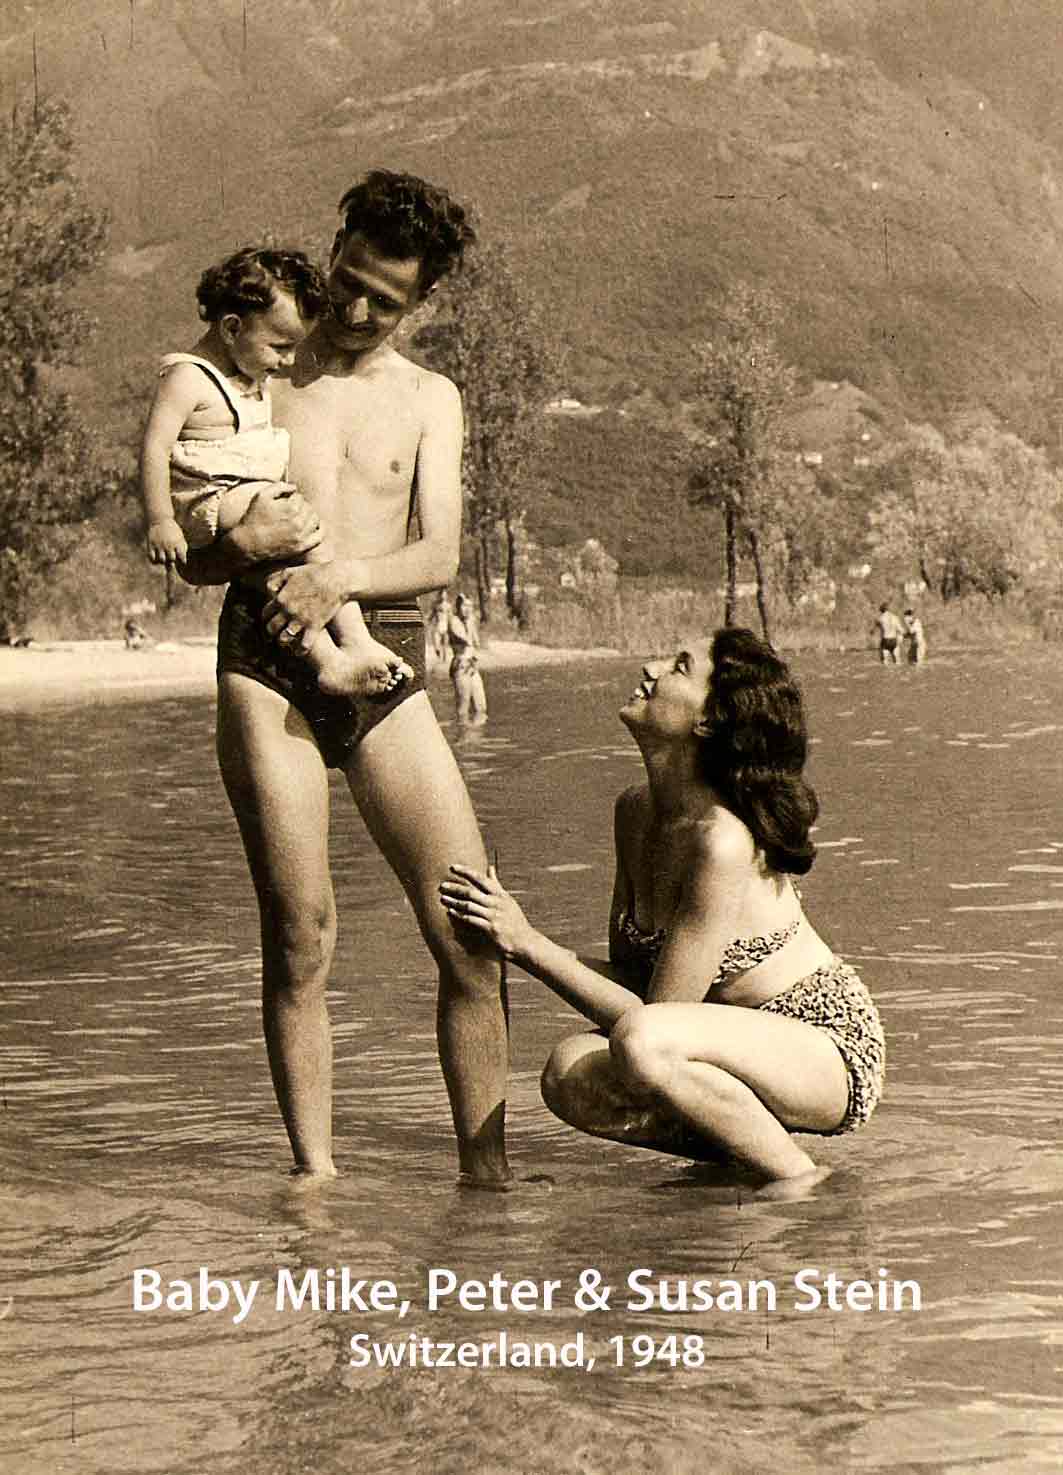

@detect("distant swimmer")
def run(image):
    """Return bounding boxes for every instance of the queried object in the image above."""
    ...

[876,602,903,665]
[123,618,148,650]
[428,589,453,669]
[441,627,885,1192]
[448,592,488,725]
[902,608,926,664]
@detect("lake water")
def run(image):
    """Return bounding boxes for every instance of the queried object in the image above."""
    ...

[2,648,1062,1474]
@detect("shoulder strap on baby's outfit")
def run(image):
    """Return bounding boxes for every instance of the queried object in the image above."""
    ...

[158,353,246,431]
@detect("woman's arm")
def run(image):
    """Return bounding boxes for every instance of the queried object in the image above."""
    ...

[506,927,646,1031]
[607,787,640,968]
[438,865,644,1031]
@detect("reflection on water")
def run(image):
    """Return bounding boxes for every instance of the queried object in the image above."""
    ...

[2,650,1063,1472]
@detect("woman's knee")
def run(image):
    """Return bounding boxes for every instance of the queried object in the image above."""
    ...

[540,1039,579,1118]
[540,1034,610,1124]
[609,1007,681,1095]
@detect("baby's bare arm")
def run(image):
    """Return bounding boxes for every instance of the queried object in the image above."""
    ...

[140,365,211,528]
[140,365,212,565]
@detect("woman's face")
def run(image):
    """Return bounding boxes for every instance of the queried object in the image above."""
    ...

[620,641,714,737]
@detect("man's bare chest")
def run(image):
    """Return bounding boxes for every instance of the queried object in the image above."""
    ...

[274,375,423,492]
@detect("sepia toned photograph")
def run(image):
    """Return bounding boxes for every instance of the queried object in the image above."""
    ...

[1,3,1061,1471]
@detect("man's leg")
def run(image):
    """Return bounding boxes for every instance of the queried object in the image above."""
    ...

[344,692,511,1185]
[217,672,338,1176]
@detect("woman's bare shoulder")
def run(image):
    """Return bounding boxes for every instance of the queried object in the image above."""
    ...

[691,805,757,869]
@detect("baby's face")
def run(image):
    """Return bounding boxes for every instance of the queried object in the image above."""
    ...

[224,290,312,383]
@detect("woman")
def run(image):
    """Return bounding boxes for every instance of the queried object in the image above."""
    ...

[448,592,488,724]
[439,627,884,1186]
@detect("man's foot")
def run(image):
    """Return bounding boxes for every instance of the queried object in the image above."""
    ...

[288,1163,339,1190]
[316,639,414,699]
[457,1170,556,1194]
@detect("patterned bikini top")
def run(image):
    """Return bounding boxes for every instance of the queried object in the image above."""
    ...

[617,908,801,992]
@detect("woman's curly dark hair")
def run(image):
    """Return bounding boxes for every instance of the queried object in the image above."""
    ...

[196,246,330,323]
[334,170,476,292]
[697,627,819,874]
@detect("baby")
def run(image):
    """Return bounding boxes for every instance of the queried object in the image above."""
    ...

[140,245,410,696]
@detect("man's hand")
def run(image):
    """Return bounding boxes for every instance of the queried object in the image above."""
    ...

[263,562,349,649]
[180,484,323,587]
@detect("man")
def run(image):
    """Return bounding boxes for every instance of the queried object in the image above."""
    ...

[875,602,904,666]
[185,171,510,1186]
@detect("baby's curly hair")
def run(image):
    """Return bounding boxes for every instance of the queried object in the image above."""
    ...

[334,170,476,292]
[196,246,330,323]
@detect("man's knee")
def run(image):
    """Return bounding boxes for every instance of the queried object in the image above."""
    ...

[259,895,336,990]
[417,899,501,999]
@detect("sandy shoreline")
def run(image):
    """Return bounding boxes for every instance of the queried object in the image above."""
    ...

[0,636,620,713]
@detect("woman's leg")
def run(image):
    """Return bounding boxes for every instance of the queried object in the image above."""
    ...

[543,1003,850,1180]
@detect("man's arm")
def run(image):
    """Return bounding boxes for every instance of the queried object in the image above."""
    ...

[261,374,463,639]
[179,484,322,587]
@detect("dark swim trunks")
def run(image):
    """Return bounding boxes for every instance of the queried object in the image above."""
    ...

[216,582,426,768]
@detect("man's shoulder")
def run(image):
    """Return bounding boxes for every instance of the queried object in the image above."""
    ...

[390,351,461,407]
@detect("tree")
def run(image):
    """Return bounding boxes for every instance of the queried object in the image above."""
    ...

[865,421,1063,602]
[686,285,804,640]
[414,240,564,624]
[0,100,115,635]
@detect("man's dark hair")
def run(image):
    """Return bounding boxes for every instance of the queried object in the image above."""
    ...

[696,627,819,875]
[335,170,476,292]
[196,246,330,323]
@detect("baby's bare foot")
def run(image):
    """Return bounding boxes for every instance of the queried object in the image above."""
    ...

[317,642,414,698]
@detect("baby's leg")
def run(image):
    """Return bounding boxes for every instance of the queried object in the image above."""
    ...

[213,481,274,538]
[314,601,414,698]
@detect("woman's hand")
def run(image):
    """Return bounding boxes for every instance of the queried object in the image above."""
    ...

[438,865,537,960]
